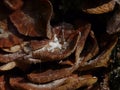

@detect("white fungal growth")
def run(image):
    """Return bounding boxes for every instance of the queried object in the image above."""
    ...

[47,34,62,52]
[35,34,62,52]
[62,41,69,50]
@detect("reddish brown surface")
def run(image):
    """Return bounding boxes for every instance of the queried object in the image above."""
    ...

[0,20,22,48]
[0,0,118,90]
[10,0,53,38]
[4,0,23,10]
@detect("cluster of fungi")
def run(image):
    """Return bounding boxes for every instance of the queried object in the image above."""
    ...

[0,0,120,90]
